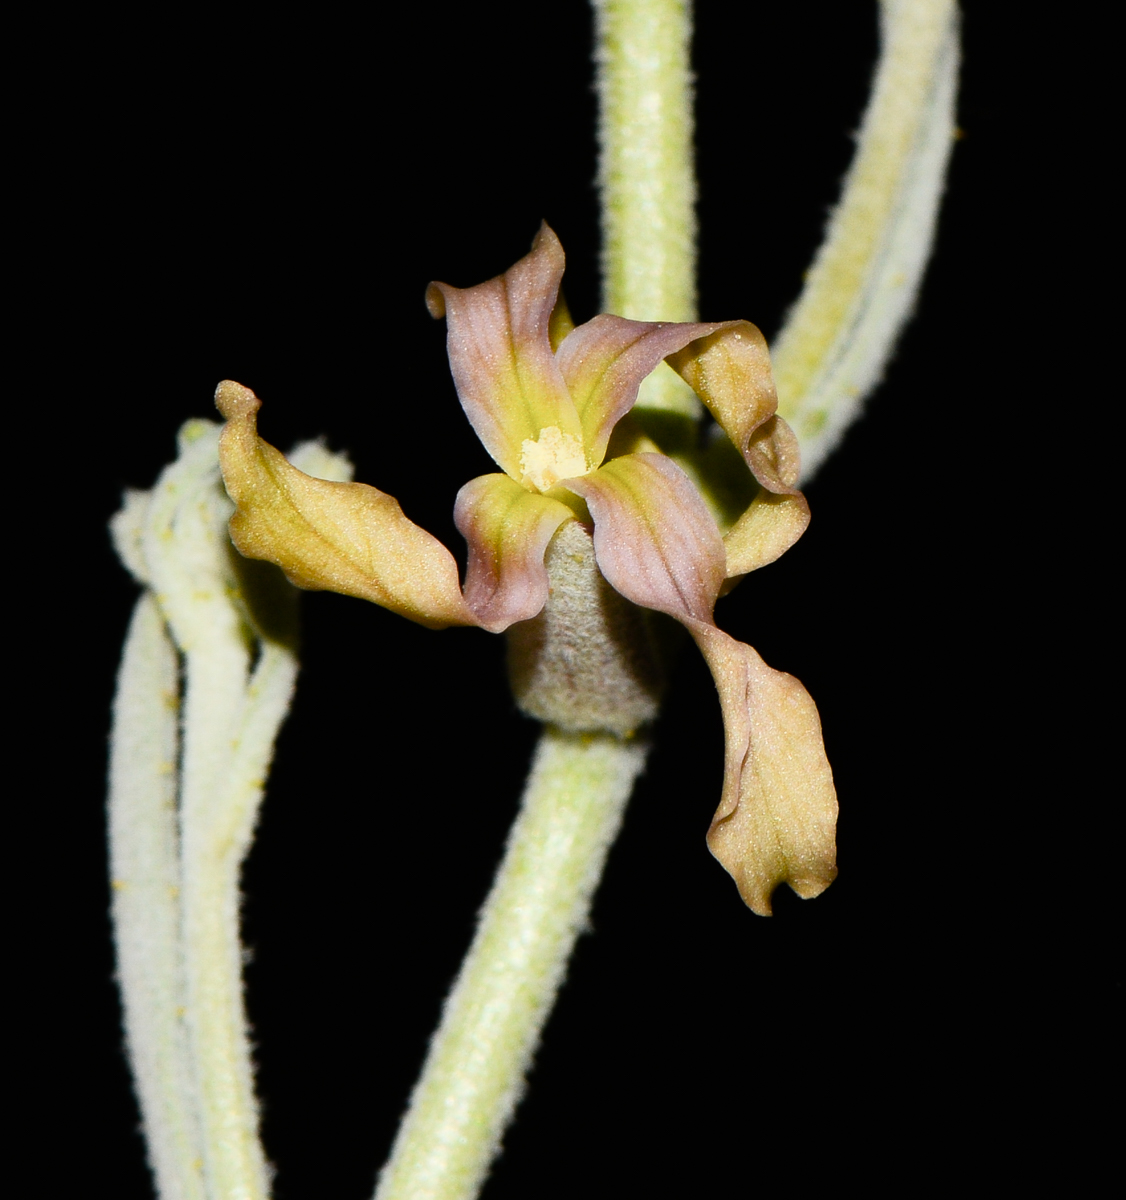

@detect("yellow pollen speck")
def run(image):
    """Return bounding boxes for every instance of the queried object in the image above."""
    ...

[520,426,588,492]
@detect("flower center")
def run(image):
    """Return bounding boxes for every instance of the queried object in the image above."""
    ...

[520,426,588,492]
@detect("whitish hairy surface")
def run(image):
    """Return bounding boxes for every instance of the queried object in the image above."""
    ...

[108,422,351,1200]
[772,0,961,480]
[376,728,647,1200]
[506,519,665,736]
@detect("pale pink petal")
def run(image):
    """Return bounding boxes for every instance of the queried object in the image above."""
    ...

[216,381,477,630]
[454,473,575,633]
[554,315,732,466]
[692,625,838,916]
[561,445,836,915]
[562,452,726,624]
[426,224,583,480]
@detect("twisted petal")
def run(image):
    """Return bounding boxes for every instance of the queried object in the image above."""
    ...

[426,224,583,480]
[743,412,801,491]
[454,474,575,633]
[721,486,811,577]
[666,321,777,457]
[563,452,726,624]
[216,381,476,630]
[564,450,836,914]
[720,415,809,577]
[667,323,811,577]
[693,628,838,916]
[554,314,731,467]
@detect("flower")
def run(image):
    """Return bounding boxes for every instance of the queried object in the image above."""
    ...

[215,225,837,914]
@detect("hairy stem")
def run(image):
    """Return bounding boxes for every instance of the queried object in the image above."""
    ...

[771,0,960,480]
[375,6,694,1195]
[110,423,322,1200]
[109,594,206,1200]
[594,0,700,418]
[141,425,274,1200]
[375,731,648,1200]
[178,640,296,1200]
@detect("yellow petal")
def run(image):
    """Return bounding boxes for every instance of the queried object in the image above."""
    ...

[721,414,809,576]
[667,326,811,579]
[216,381,476,630]
[743,412,802,491]
[722,485,810,578]
[693,626,838,915]
[666,321,778,458]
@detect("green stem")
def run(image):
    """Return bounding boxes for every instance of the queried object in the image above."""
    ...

[375,7,695,1195]
[594,0,700,418]
[771,0,960,480]
[374,730,648,1200]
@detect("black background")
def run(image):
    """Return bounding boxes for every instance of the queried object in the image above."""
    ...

[23,3,1111,1195]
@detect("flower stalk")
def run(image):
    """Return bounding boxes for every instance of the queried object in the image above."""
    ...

[375,730,647,1200]
[594,0,700,418]
[772,0,960,479]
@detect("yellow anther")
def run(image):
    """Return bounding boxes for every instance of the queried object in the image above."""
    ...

[519,427,588,492]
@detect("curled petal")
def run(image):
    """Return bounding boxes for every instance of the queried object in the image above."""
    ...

[554,314,731,467]
[667,324,811,576]
[426,224,582,480]
[454,474,575,633]
[692,626,838,916]
[666,321,779,464]
[216,381,476,630]
[722,488,811,578]
[563,452,726,625]
[562,447,834,914]
[721,414,809,578]
[745,413,802,492]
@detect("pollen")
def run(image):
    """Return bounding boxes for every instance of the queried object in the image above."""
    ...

[520,426,588,492]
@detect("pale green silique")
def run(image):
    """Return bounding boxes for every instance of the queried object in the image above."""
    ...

[109,593,207,1200]
[109,428,350,1200]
